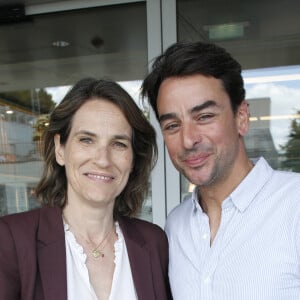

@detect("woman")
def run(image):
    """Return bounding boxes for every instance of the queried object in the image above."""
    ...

[0,78,171,300]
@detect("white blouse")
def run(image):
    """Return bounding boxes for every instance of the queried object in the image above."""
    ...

[64,221,138,300]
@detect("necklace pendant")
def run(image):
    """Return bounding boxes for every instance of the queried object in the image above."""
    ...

[92,249,104,259]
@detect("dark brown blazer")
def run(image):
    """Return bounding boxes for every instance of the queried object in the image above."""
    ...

[0,206,172,300]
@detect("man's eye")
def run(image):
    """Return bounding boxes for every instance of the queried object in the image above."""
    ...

[163,123,179,131]
[197,114,214,121]
[79,137,93,144]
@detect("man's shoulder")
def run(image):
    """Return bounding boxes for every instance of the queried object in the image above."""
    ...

[270,168,300,192]
[166,195,193,229]
[259,157,300,183]
[273,168,300,180]
[169,194,193,216]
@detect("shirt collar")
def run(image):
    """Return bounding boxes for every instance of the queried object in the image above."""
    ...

[230,157,273,212]
[191,188,202,213]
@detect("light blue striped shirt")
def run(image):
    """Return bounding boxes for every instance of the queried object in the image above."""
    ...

[165,157,300,299]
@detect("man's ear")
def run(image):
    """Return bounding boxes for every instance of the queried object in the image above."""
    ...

[54,134,65,166]
[237,100,250,137]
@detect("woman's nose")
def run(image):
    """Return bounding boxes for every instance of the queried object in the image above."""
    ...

[93,146,111,167]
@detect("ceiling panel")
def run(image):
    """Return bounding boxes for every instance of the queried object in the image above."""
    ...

[0,1,147,91]
[177,0,300,70]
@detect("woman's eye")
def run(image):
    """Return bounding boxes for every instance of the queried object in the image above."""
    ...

[113,141,128,148]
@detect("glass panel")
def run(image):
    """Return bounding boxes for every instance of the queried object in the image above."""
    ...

[244,66,300,171]
[0,98,44,215]
[0,3,150,219]
[177,0,300,199]
[115,80,153,222]
[177,0,300,69]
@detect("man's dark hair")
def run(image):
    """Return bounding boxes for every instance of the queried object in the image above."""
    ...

[141,41,245,119]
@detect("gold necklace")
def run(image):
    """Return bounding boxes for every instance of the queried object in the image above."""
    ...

[91,227,114,259]
[62,214,114,260]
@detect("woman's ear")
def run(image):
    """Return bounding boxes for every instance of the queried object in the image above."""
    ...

[54,134,65,166]
[237,100,250,137]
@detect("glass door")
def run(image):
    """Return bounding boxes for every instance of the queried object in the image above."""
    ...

[0,1,151,218]
[176,0,300,200]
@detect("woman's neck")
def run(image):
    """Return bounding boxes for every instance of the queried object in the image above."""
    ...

[62,203,115,241]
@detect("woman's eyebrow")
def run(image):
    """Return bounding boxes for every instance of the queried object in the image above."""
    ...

[74,130,96,137]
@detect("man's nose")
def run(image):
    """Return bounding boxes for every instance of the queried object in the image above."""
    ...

[181,122,202,149]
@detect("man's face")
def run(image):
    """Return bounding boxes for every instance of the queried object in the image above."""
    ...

[157,74,249,187]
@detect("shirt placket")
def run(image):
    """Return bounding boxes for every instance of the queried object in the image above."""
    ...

[198,204,235,300]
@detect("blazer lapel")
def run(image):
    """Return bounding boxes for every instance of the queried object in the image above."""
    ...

[37,207,68,300]
[119,217,156,300]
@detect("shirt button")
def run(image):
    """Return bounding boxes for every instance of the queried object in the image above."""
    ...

[202,233,208,240]
[203,276,211,284]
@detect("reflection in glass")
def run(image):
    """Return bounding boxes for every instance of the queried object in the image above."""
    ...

[244,66,300,171]
[0,2,149,217]
[0,89,54,215]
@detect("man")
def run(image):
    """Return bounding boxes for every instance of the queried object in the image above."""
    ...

[141,41,300,299]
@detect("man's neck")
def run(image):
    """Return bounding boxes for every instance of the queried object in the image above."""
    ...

[197,158,254,245]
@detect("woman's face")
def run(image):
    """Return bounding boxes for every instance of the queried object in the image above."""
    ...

[54,99,133,210]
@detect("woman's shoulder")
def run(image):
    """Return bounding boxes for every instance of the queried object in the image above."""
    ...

[0,207,41,225]
[0,208,43,248]
[118,216,167,241]
[0,206,60,232]
[119,215,163,230]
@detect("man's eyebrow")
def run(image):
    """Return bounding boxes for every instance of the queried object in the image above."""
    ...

[190,100,218,114]
[158,100,218,123]
[158,112,177,124]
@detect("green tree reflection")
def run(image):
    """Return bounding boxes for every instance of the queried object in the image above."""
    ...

[280,112,300,172]
[0,88,55,114]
